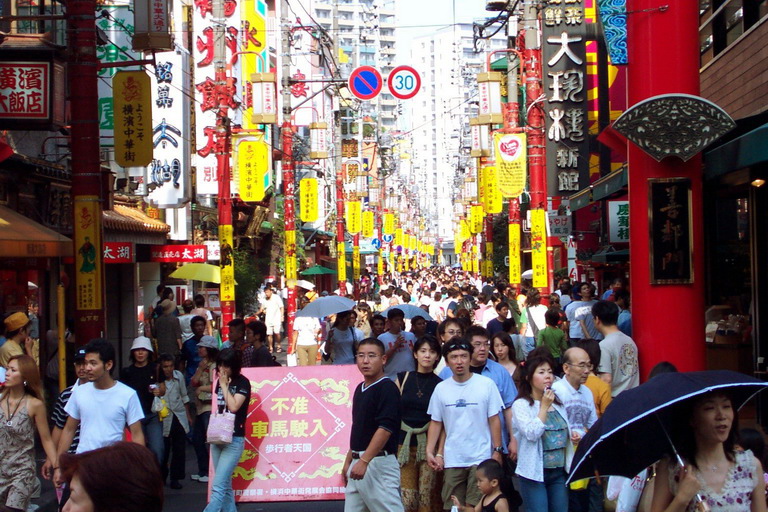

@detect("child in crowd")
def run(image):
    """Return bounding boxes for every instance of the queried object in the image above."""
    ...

[451,459,509,512]
[536,308,568,373]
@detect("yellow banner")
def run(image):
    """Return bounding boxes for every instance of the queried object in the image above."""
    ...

[362,211,374,238]
[299,178,319,222]
[395,228,404,247]
[241,0,268,130]
[484,166,503,214]
[346,201,362,234]
[408,234,416,251]
[337,242,347,282]
[220,224,236,301]
[377,249,384,275]
[470,205,484,234]
[238,138,269,202]
[460,220,470,243]
[508,223,521,284]
[352,245,360,280]
[530,209,548,288]
[494,132,527,198]
[113,70,153,167]
[383,213,394,235]
[74,196,103,310]
[285,229,297,281]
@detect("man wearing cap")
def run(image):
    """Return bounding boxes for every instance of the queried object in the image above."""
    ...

[0,312,33,367]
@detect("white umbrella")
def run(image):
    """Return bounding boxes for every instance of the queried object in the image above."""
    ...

[521,269,533,280]
[382,304,434,321]
[296,279,316,290]
[296,296,356,318]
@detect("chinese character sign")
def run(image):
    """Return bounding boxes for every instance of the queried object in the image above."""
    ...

[103,242,134,264]
[530,209,548,288]
[649,178,693,284]
[494,133,527,198]
[346,201,362,234]
[238,138,270,202]
[285,229,297,281]
[352,245,361,280]
[337,242,347,282]
[361,211,374,238]
[469,204,484,234]
[299,178,319,222]
[0,62,49,120]
[219,225,236,301]
[75,196,103,310]
[149,245,208,262]
[113,70,153,167]
[229,367,363,502]
[382,213,394,235]
[608,201,629,243]
[483,166,502,214]
[508,223,521,284]
[542,0,589,196]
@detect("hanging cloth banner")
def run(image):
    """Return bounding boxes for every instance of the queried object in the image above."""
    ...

[484,166,503,214]
[469,204,484,234]
[346,201,362,234]
[494,132,527,198]
[383,213,395,235]
[299,178,319,222]
[530,209,548,288]
[361,211,374,238]
[508,223,521,285]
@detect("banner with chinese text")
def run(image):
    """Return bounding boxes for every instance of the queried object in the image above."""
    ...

[219,225,235,301]
[238,138,270,202]
[530,209,548,288]
[113,70,153,167]
[508,223,521,284]
[494,133,527,198]
[149,245,207,262]
[74,196,103,310]
[299,178,319,222]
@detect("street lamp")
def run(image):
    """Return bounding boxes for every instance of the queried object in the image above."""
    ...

[250,72,277,124]
[470,118,491,157]
[477,72,503,125]
[309,122,329,159]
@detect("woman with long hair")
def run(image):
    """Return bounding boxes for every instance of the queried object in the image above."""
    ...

[491,332,522,390]
[354,302,373,338]
[204,349,251,512]
[325,310,363,365]
[512,350,574,512]
[519,289,548,358]
[0,355,58,511]
[651,392,766,512]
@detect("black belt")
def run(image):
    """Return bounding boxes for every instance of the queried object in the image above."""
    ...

[351,451,389,459]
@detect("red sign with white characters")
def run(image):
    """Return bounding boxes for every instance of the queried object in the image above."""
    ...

[103,242,134,264]
[149,244,207,262]
[0,62,49,119]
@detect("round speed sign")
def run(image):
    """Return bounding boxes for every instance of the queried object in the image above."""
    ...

[387,65,421,100]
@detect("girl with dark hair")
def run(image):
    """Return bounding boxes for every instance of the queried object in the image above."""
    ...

[190,336,218,483]
[396,336,443,512]
[0,355,58,512]
[326,311,363,365]
[491,332,522,390]
[652,392,766,512]
[512,351,574,512]
[435,319,464,374]
[205,349,251,512]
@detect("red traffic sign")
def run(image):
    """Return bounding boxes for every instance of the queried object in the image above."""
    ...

[387,65,421,100]
[348,66,383,101]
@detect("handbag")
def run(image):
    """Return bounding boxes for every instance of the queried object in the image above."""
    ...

[151,396,170,421]
[206,380,235,445]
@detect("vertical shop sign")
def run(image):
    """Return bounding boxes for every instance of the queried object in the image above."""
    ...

[494,133,527,198]
[337,242,347,282]
[483,165,503,214]
[75,196,103,310]
[346,201,362,234]
[285,229,297,281]
[113,70,153,167]
[237,138,270,202]
[542,0,589,195]
[508,223,521,284]
[220,225,236,301]
[299,178,319,222]
[608,200,630,243]
[382,213,394,235]
[530,209,548,288]
[361,211,374,238]
[352,245,361,280]
[649,178,693,284]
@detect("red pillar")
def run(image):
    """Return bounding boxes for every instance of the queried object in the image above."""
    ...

[215,68,234,342]
[335,172,346,297]
[627,0,705,376]
[281,122,297,347]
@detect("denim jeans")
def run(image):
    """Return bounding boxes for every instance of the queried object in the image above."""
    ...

[518,467,568,512]
[203,436,245,512]
[193,411,211,475]
[142,413,165,466]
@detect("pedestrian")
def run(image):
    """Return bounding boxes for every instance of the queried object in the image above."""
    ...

[259,287,284,353]
[189,336,218,484]
[536,308,568,373]
[181,316,206,385]
[191,294,214,336]
[491,332,522,390]
[204,348,251,512]
[152,299,182,359]
[241,320,273,367]
[519,289,547,358]
[593,300,639,397]
[0,312,34,368]
[355,303,373,338]
[0,355,59,511]
[221,318,247,353]
[370,314,387,338]
[342,337,404,512]
[381,308,417,379]
[426,338,505,511]
[178,299,196,342]
[614,289,632,337]
[569,284,601,342]
[396,335,443,512]
[157,353,192,490]
[292,308,322,366]
[487,302,510,338]
[512,350,574,512]
[575,339,613,418]
[326,310,363,365]
[120,336,165,465]
[601,278,625,301]
[450,459,510,512]
[58,441,163,512]
[435,319,465,374]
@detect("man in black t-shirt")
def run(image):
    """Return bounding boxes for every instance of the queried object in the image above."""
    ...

[342,338,404,512]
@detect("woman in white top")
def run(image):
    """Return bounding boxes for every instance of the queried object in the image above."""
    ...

[512,350,575,512]
[292,303,322,366]
[325,310,363,365]
[519,289,548,358]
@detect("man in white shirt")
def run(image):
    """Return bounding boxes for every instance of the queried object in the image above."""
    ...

[593,300,640,397]
[379,308,416,379]
[259,287,284,353]
[426,339,504,511]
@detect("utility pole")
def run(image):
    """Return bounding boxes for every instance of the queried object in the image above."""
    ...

[213,0,235,341]
[69,0,106,343]
[281,0,298,343]
[506,5,522,286]
[332,0,347,297]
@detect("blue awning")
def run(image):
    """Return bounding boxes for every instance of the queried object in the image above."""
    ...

[704,121,768,180]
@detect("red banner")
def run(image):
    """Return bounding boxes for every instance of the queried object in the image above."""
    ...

[229,366,363,502]
[103,242,133,264]
[149,244,207,262]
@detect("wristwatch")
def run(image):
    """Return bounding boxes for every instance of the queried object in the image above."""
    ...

[494,446,504,453]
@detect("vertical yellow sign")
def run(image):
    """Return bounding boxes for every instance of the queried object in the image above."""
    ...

[238,138,269,202]
[220,224,236,301]
[346,201,362,234]
[361,211,374,238]
[383,213,394,235]
[337,242,347,283]
[299,178,319,222]
[241,0,268,131]
[353,245,360,280]
[285,229,297,281]
[530,209,548,288]
[113,70,153,167]
[74,196,102,310]
[484,166,503,214]
[470,205,484,234]
[508,223,521,284]
[494,132,527,198]
[377,249,384,275]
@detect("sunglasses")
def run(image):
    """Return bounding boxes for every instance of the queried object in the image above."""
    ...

[444,342,471,352]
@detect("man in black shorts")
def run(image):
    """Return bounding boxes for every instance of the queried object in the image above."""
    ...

[342,337,404,512]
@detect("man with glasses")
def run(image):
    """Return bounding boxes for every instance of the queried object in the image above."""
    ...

[553,347,599,512]
[427,338,504,511]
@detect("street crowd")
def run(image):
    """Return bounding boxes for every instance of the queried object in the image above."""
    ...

[0,267,766,512]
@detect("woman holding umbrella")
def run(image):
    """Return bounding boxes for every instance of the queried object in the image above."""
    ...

[651,392,766,512]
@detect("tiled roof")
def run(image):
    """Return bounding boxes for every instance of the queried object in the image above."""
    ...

[103,204,170,234]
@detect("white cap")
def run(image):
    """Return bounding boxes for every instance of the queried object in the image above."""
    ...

[130,336,154,353]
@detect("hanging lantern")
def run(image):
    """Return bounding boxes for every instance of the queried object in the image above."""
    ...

[477,72,503,125]
[132,0,173,51]
[470,118,491,158]
[309,122,328,159]
[250,72,277,124]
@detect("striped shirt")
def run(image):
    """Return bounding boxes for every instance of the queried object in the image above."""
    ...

[52,385,81,453]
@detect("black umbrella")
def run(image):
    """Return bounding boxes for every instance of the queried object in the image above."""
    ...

[567,370,768,484]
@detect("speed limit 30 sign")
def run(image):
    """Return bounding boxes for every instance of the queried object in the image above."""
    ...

[387,65,421,100]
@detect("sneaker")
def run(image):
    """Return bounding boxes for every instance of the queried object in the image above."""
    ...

[190,474,201,481]
[198,476,209,483]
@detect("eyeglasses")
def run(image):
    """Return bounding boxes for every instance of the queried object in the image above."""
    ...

[356,353,381,360]
[444,329,462,336]
[470,341,490,348]
[567,362,593,370]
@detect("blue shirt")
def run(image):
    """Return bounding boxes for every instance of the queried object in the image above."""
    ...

[618,309,632,337]
[439,358,517,450]
[181,336,203,385]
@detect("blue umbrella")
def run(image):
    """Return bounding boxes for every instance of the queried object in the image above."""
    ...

[567,370,768,484]
[382,304,434,321]
[295,296,356,318]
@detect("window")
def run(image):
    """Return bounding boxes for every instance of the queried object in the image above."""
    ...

[699,0,768,66]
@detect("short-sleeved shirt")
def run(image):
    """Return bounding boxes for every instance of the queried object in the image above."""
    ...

[64,381,144,453]
[262,295,284,326]
[52,384,81,453]
[571,300,602,340]
[598,331,639,397]
[537,326,568,358]
[0,340,23,368]
[242,344,273,367]
[154,315,182,355]
[552,378,598,434]
[379,331,417,379]
[215,374,251,437]
[584,374,612,417]
[350,377,401,455]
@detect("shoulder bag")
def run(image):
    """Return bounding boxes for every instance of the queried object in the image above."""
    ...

[526,305,541,339]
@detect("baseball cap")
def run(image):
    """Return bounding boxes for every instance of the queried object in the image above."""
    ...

[74,348,88,361]
[197,335,218,350]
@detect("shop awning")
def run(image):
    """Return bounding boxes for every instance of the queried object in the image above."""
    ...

[591,247,629,264]
[704,120,768,180]
[569,187,593,212]
[0,205,72,257]
[592,166,628,201]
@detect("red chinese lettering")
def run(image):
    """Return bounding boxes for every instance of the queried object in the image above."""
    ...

[243,20,263,49]
[196,27,215,67]
[0,67,17,89]
[19,68,42,89]
[197,127,216,157]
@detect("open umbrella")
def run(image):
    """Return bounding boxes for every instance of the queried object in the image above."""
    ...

[295,296,355,318]
[169,263,223,283]
[567,370,768,484]
[521,269,533,280]
[296,279,315,290]
[300,265,337,276]
[382,304,434,321]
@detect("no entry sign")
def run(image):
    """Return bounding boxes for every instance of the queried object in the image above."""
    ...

[348,66,383,101]
[387,65,421,100]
